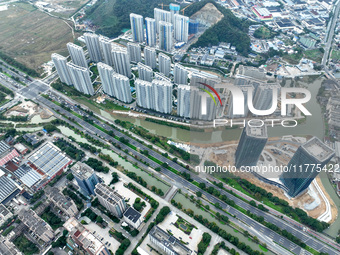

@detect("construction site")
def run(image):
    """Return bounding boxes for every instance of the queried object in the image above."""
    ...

[204,135,337,223]
[5,100,53,120]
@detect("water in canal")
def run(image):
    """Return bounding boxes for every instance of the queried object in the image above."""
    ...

[320,171,340,238]
[2,115,54,132]
[72,78,340,237]
[81,77,325,143]
[173,192,275,255]
[58,126,170,193]
[30,115,55,124]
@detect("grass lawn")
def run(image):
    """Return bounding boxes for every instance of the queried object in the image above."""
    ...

[13,235,39,255]
[304,49,323,63]
[174,216,196,235]
[52,82,85,97]
[49,0,91,18]
[331,50,340,60]
[148,155,163,165]
[101,99,130,111]
[71,111,83,119]
[73,96,129,113]
[0,91,10,106]
[283,53,303,65]
[259,244,268,252]
[73,97,101,113]
[217,176,251,196]
[253,26,277,39]
[0,2,78,70]
[215,176,304,222]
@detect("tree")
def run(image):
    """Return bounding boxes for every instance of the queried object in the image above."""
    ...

[250,200,257,207]
[189,0,252,55]
[4,128,16,137]
[196,191,202,197]
[199,182,206,189]
[197,232,211,254]
[313,64,322,71]
[66,173,74,181]
[96,215,104,224]
[43,124,60,133]
[133,202,143,212]
[111,172,119,183]
[155,206,171,224]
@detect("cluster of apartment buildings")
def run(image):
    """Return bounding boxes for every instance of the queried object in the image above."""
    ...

[130,5,190,51]
[53,30,223,120]
[52,4,191,98]
[227,65,284,118]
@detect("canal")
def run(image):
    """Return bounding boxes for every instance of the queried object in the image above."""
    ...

[58,126,170,194]
[92,76,340,238]
[14,76,340,237]
[173,192,275,255]
[76,77,325,143]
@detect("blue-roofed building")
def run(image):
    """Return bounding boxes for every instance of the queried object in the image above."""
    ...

[0,169,21,205]
[14,163,43,190]
[280,137,334,197]
[235,125,268,169]
[71,162,99,196]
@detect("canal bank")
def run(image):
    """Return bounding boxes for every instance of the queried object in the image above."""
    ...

[173,192,275,255]
[57,126,171,194]
[320,170,340,238]
[73,77,325,143]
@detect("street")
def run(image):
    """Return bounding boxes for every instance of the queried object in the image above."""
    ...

[1,59,339,255]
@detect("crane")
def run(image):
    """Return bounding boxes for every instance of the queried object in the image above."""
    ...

[158,2,193,16]
[158,3,170,10]
[180,3,194,15]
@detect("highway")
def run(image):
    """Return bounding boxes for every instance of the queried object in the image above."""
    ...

[0,63,32,84]
[322,0,340,67]
[36,95,306,255]
[36,93,339,255]
[2,65,340,254]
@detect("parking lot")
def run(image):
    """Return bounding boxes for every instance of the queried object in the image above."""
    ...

[85,222,120,254]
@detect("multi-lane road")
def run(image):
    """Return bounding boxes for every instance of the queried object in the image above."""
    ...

[322,0,340,67]
[34,92,339,255]
[1,64,340,255]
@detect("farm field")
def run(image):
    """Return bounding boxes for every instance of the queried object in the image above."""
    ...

[0,2,77,71]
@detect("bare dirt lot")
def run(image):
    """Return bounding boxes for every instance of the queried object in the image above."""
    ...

[190,3,223,26]
[32,0,89,18]
[6,100,53,119]
[0,2,76,70]
[207,139,338,222]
